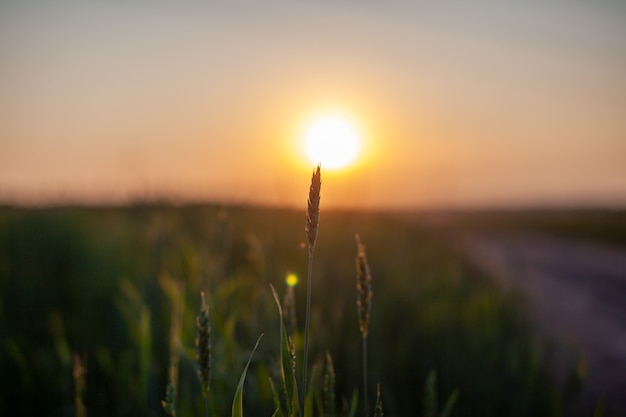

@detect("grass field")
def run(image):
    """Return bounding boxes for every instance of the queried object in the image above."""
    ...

[0,204,618,417]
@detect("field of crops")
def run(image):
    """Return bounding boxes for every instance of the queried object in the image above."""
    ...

[1,204,613,417]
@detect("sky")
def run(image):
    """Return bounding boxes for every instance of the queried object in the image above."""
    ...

[1,0,625,209]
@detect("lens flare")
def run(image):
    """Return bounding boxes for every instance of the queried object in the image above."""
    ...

[286,273,298,287]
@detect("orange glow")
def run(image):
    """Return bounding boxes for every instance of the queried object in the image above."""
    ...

[3,1,625,209]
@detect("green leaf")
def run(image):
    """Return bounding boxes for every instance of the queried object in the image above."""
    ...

[271,284,300,417]
[231,334,263,417]
[345,389,359,417]
[423,370,437,417]
[269,377,284,417]
[271,409,282,417]
[303,362,320,417]
[439,390,458,417]
[373,384,383,417]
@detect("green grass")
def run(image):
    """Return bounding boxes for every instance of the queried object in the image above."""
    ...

[0,204,606,417]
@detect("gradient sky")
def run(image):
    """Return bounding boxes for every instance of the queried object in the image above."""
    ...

[1,0,625,209]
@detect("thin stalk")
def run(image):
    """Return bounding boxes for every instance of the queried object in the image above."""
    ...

[302,165,320,412]
[204,397,209,417]
[362,335,369,417]
[301,251,314,412]
[355,234,372,417]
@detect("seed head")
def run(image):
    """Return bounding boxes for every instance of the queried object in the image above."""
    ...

[161,381,177,417]
[323,351,337,417]
[283,285,298,336]
[195,291,211,397]
[355,234,373,338]
[305,165,321,254]
[73,353,87,417]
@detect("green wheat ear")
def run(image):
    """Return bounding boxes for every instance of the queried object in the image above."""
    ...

[73,353,87,417]
[196,291,211,398]
[161,381,176,417]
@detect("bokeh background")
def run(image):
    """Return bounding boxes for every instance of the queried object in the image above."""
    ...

[1,1,625,417]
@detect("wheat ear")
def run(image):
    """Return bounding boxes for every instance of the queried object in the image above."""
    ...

[302,164,321,410]
[195,291,211,417]
[323,351,337,417]
[73,353,87,417]
[161,381,177,417]
[355,234,372,338]
[305,164,321,254]
[283,284,298,336]
[355,234,373,417]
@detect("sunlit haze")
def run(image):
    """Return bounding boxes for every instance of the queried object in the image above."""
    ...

[1,1,625,209]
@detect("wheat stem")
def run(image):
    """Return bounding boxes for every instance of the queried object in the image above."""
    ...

[374,384,384,417]
[362,335,369,417]
[355,234,373,417]
[301,252,313,411]
[302,165,321,411]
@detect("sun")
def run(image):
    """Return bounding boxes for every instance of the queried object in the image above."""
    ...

[304,117,361,170]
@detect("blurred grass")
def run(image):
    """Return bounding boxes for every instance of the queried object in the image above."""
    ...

[0,205,614,417]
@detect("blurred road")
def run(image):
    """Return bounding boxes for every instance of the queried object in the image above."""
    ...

[463,234,626,415]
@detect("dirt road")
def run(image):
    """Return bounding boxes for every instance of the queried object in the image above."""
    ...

[462,234,626,415]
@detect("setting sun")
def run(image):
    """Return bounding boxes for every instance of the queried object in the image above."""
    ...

[304,117,361,169]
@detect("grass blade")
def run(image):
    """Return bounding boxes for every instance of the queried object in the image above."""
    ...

[343,389,359,417]
[271,284,300,417]
[423,370,437,417]
[439,390,459,417]
[231,334,263,417]
[323,352,336,417]
[269,377,284,417]
[303,362,321,417]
